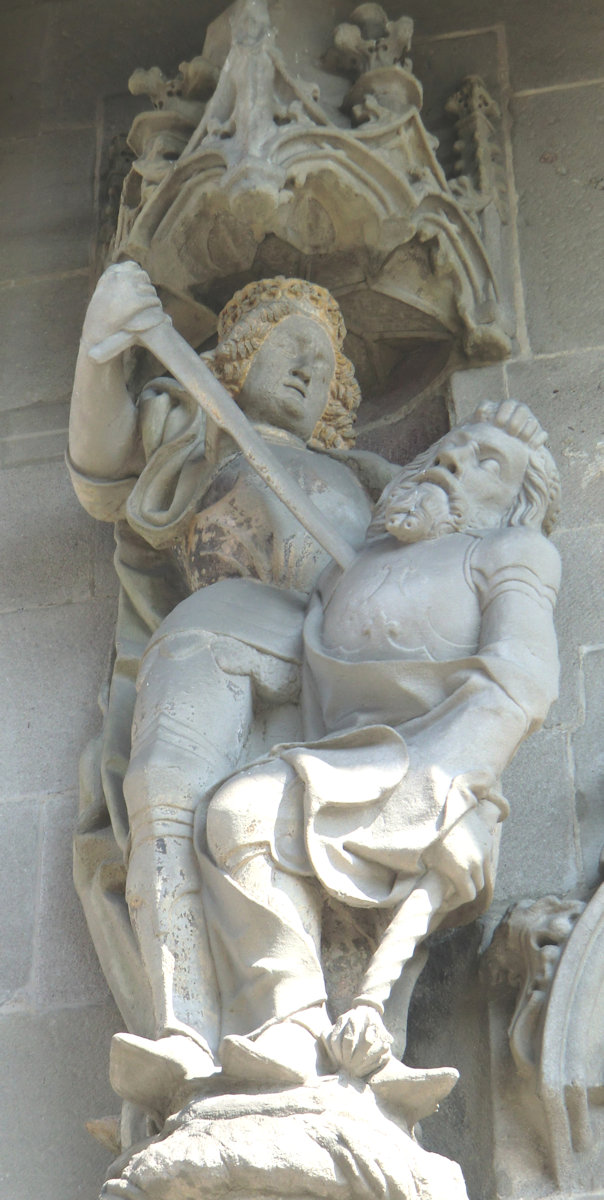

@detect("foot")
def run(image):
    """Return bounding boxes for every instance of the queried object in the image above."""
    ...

[369,1057,459,1124]
[220,1020,327,1086]
[110,1032,219,1118]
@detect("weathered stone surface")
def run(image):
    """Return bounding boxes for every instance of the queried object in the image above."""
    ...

[0,130,94,281]
[92,519,121,600]
[573,647,604,886]
[413,0,604,92]
[40,0,229,128]
[450,363,508,423]
[549,527,604,730]
[0,460,93,611]
[487,886,604,1195]
[512,83,604,354]
[0,399,70,469]
[70,252,563,1200]
[32,793,113,1007]
[507,350,604,531]
[0,273,89,409]
[0,598,115,798]
[495,730,581,902]
[406,923,493,1200]
[0,1004,122,1200]
[0,6,47,139]
[0,797,41,1004]
[101,1075,469,1200]
[413,29,500,171]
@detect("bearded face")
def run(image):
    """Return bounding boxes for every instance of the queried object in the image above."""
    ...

[369,424,537,544]
[369,474,469,544]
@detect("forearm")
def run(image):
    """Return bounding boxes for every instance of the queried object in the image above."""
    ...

[69,344,144,480]
[408,676,529,781]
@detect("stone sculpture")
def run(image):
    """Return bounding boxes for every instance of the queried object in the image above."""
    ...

[103,0,512,378]
[69,258,561,1198]
[488,886,604,1193]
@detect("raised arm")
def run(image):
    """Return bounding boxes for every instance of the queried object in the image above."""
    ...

[69,262,167,480]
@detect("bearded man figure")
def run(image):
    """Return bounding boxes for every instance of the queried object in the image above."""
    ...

[199,399,561,1088]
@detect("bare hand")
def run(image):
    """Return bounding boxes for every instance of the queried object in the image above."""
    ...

[81,262,167,362]
[424,772,504,905]
[324,1004,393,1077]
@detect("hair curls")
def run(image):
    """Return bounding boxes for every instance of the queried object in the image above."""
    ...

[204,277,360,449]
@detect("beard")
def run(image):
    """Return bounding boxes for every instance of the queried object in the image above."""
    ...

[368,476,469,544]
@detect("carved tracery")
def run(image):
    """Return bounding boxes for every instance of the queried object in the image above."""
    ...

[103,0,511,396]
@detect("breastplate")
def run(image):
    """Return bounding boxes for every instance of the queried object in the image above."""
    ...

[176,440,372,597]
[322,534,481,662]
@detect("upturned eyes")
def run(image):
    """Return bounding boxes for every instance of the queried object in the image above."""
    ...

[479,458,501,474]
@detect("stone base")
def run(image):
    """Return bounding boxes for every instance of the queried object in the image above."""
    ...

[100,1075,469,1200]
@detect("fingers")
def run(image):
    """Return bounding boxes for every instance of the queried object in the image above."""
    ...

[325,1008,393,1077]
[124,305,166,333]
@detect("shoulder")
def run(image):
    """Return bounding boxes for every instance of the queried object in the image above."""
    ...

[473,528,561,592]
[320,446,400,500]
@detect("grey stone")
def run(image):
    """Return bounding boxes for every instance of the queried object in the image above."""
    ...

[0,598,116,799]
[512,83,604,354]
[450,363,508,423]
[0,399,70,469]
[0,1004,122,1200]
[507,350,604,531]
[548,527,604,731]
[0,129,95,282]
[0,797,41,1004]
[0,7,47,139]
[573,647,604,887]
[40,0,230,128]
[355,394,450,467]
[411,0,604,93]
[32,793,113,1008]
[0,459,94,612]
[0,273,89,410]
[495,729,581,902]
[93,520,120,600]
[502,0,604,93]
[413,29,500,173]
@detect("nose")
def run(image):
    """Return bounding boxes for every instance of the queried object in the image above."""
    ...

[292,365,311,386]
[433,443,469,475]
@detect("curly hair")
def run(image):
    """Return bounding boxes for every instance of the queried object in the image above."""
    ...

[368,399,560,540]
[204,277,360,449]
[469,400,560,535]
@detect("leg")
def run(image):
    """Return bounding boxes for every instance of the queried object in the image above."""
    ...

[202,760,330,1081]
[124,631,255,1051]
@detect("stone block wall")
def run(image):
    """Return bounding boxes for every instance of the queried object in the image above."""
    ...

[0,2,601,1197]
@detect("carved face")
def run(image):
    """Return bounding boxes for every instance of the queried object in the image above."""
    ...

[237,314,336,441]
[425,423,530,529]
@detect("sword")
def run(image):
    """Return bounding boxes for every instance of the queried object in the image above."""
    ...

[90,302,357,572]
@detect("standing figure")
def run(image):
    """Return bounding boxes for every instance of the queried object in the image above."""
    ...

[69,264,395,1118]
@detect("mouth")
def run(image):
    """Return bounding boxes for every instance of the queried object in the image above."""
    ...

[420,468,459,497]
[284,380,306,399]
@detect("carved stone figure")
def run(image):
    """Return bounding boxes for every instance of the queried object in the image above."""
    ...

[70,261,560,1198]
[69,261,394,1102]
[488,887,604,1193]
[195,394,562,1081]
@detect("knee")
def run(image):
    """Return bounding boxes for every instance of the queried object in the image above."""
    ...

[206,763,289,870]
[206,778,255,870]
